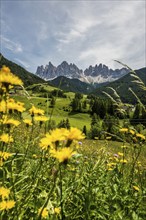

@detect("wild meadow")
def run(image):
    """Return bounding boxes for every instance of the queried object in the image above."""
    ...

[0,65,146,220]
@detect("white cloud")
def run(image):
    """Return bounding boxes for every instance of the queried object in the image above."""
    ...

[1,36,23,53]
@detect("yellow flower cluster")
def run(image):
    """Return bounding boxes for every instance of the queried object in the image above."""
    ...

[0,133,14,143]
[54,207,61,214]
[50,147,76,163]
[0,200,15,211]
[0,65,23,86]
[34,116,49,122]
[40,127,85,149]
[119,127,145,142]
[0,187,10,200]
[38,207,49,218]
[0,186,15,211]
[136,133,145,140]
[29,105,44,116]
[2,116,20,127]
[0,151,12,166]
[23,118,33,126]
[107,151,128,170]
[119,128,128,133]
[39,127,85,163]
[0,99,25,113]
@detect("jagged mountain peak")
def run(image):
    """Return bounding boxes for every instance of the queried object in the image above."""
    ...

[36,61,129,83]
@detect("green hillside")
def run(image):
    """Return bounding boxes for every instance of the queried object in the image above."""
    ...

[48,76,94,94]
[92,67,146,104]
[0,54,45,86]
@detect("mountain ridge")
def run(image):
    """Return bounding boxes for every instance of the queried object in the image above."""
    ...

[92,67,146,104]
[36,61,129,83]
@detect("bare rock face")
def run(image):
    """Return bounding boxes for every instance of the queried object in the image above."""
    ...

[36,61,129,83]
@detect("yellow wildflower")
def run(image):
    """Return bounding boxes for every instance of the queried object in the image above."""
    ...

[7,100,25,113]
[0,187,10,200]
[133,185,140,191]
[0,101,5,113]
[39,136,53,150]
[50,147,76,163]
[121,145,127,149]
[23,118,33,126]
[39,128,69,150]
[136,133,145,140]
[54,207,61,214]
[0,200,15,211]
[0,151,12,160]
[108,168,113,171]
[118,152,124,157]
[119,159,127,164]
[0,65,23,86]
[32,154,38,159]
[129,129,135,135]
[49,128,69,142]
[107,162,116,166]
[3,117,20,127]
[66,127,85,140]
[38,207,49,218]
[0,133,13,143]
[119,128,128,133]
[29,106,44,116]
[34,116,49,122]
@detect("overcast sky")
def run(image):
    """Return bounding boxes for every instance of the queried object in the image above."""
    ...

[1,0,146,73]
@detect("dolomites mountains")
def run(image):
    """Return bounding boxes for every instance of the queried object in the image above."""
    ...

[36,61,129,84]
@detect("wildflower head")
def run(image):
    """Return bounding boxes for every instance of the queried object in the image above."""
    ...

[2,117,20,127]
[38,207,49,219]
[23,118,33,127]
[67,127,85,141]
[0,151,12,161]
[54,207,61,215]
[129,129,135,135]
[50,147,76,164]
[119,159,128,164]
[29,105,44,116]
[118,152,124,157]
[133,185,140,191]
[34,116,48,126]
[119,128,128,133]
[39,136,53,150]
[0,133,13,143]
[0,151,12,166]
[136,133,145,141]
[0,200,15,211]
[0,65,23,87]
[7,99,26,113]
[0,187,10,200]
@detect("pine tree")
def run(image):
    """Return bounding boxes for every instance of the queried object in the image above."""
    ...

[66,118,70,129]
[83,125,87,136]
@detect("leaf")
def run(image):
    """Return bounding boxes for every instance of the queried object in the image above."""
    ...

[132,211,139,220]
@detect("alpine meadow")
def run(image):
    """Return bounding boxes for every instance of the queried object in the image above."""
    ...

[0,54,146,219]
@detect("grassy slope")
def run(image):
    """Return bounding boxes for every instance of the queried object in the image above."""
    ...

[92,67,146,104]
[13,88,91,130]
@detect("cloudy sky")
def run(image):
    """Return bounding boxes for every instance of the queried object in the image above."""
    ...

[1,0,146,73]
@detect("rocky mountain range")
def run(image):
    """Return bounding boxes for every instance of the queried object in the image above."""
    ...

[36,61,129,83]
